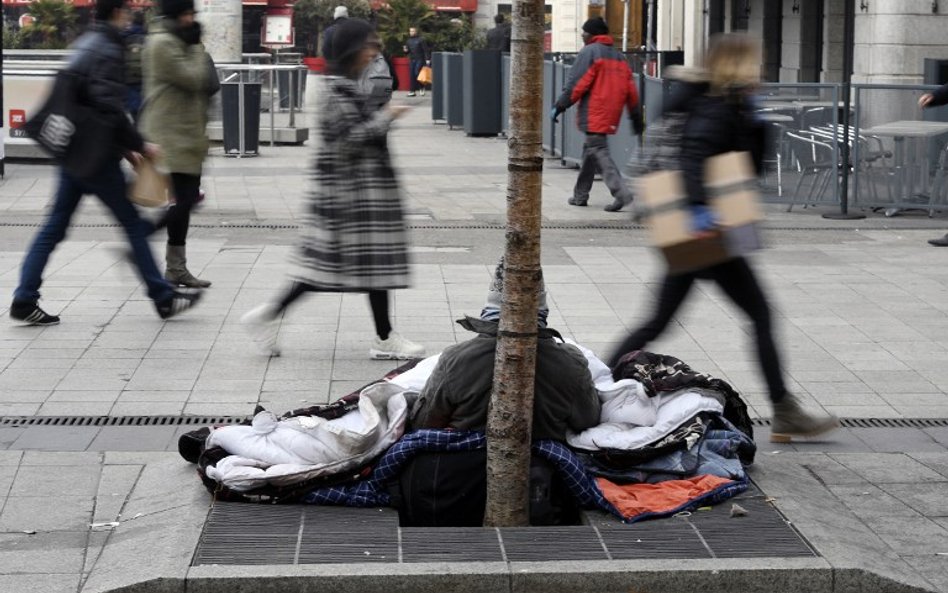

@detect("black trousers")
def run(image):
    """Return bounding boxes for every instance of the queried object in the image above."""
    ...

[154,173,201,246]
[275,283,392,340]
[609,257,787,403]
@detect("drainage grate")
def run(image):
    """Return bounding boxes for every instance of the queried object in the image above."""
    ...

[0,415,248,428]
[750,417,948,429]
[4,415,946,429]
[192,490,816,566]
[2,220,945,232]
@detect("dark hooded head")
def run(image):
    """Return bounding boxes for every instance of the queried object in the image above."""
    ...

[581,17,609,39]
[329,18,378,78]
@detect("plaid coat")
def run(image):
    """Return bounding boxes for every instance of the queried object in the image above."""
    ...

[290,76,410,291]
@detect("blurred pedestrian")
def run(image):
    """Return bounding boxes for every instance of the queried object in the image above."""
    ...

[606,34,837,443]
[919,83,948,246]
[122,10,147,121]
[551,17,643,212]
[321,5,347,60]
[361,47,394,112]
[404,26,430,97]
[486,14,511,52]
[140,0,219,288]
[242,19,425,361]
[10,0,201,325]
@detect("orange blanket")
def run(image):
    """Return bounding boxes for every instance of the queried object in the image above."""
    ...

[597,474,740,522]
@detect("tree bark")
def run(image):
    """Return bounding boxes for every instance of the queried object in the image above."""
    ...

[483,0,545,527]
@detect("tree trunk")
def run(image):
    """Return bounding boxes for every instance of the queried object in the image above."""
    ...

[483,0,545,527]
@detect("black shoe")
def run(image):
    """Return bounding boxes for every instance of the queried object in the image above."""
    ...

[177,427,210,463]
[604,199,625,212]
[928,234,948,246]
[567,197,588,207]
[10,301,60,326]
[156,290,202,319]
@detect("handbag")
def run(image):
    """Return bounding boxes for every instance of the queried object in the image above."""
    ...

[416,65,432,85]
[22,70,113,180]
[129,158,170,208]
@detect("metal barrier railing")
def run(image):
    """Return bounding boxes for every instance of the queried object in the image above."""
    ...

[852,83,948,215]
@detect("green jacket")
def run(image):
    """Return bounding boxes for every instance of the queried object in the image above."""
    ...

[140,19,211,175]
[409,317,601,441]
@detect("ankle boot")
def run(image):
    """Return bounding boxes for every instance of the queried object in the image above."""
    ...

[165,244,211,288]
[770,393,838,443]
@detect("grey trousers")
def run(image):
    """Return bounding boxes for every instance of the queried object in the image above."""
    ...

[573,133,633,204]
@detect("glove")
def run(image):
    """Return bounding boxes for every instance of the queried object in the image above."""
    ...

[632,111,645,136]
[690,204,717,233]
[550,107,564,122]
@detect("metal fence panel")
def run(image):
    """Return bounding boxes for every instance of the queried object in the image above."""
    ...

[851,83,948,215]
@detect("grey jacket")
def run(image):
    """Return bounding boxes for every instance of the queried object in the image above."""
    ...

[409,317,601,441]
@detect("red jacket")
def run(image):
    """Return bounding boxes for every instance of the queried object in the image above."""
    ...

[555,35,639,135]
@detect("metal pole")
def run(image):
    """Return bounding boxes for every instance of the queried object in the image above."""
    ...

[1,39,5,179]
[622,0,630,52]
[823,0,865,219]
[646,0,656,51]
[269,65,275,147]
[238,70,246,158]
[289,67,296,128]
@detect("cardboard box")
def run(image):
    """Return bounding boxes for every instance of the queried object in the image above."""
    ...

[636,151,763,275]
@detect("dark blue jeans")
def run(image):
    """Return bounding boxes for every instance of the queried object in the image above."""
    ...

[410,59,425,92]
[14,160,174,305]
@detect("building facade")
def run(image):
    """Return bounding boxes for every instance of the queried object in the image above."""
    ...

[655,0,948,85]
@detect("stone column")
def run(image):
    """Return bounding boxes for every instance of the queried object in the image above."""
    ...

[196,0,243,63]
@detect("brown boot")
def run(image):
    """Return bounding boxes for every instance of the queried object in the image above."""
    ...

[165,244,211,288]
[770,394,839,443]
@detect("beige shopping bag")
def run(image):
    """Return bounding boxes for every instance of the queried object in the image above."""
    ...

[129,158,170,208]
[635,151,762,274]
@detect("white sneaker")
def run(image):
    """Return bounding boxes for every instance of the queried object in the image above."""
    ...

[420,88,426,97]
[241,303,281,356]
[369,332,426,360]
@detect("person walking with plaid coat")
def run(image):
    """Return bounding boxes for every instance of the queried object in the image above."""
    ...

[242,18,425,361]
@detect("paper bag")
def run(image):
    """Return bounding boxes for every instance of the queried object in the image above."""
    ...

[635,151,762,274]
[129,159,170,208]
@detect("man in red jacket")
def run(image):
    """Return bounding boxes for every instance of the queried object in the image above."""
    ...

[552,17,643,212]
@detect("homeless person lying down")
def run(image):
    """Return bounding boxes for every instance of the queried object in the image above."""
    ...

[180,260,757,525]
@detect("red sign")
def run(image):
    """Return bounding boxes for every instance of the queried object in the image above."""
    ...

[9,110,26,129]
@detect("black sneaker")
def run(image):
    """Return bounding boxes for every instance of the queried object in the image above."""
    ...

[567,197,588,207]
[10,301,60,326]
[603,199,625,212]
[156,290,202,319]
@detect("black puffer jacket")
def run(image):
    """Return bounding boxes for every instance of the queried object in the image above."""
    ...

[68,22,145,156]
[672,80,766,205]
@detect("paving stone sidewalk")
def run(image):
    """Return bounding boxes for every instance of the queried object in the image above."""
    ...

[0,93,946,592]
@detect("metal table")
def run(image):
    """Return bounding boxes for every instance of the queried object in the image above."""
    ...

[860,120,948,214]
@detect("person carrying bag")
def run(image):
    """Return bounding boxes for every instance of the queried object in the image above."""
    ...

[11,0,202,326]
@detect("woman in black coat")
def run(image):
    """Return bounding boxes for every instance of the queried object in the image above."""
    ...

[608,34,837,443]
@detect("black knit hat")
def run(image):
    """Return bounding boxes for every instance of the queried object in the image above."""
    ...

[329,18,376,77]
[582,17,609,36]
[160,0,194,18]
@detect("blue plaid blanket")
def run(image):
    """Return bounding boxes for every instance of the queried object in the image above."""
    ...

[301,429,613,512]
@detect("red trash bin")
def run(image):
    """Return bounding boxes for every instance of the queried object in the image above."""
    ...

[392,56,411,91]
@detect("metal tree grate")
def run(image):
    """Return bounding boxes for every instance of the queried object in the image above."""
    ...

[192,493,816,566]
[3,415,947,429]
